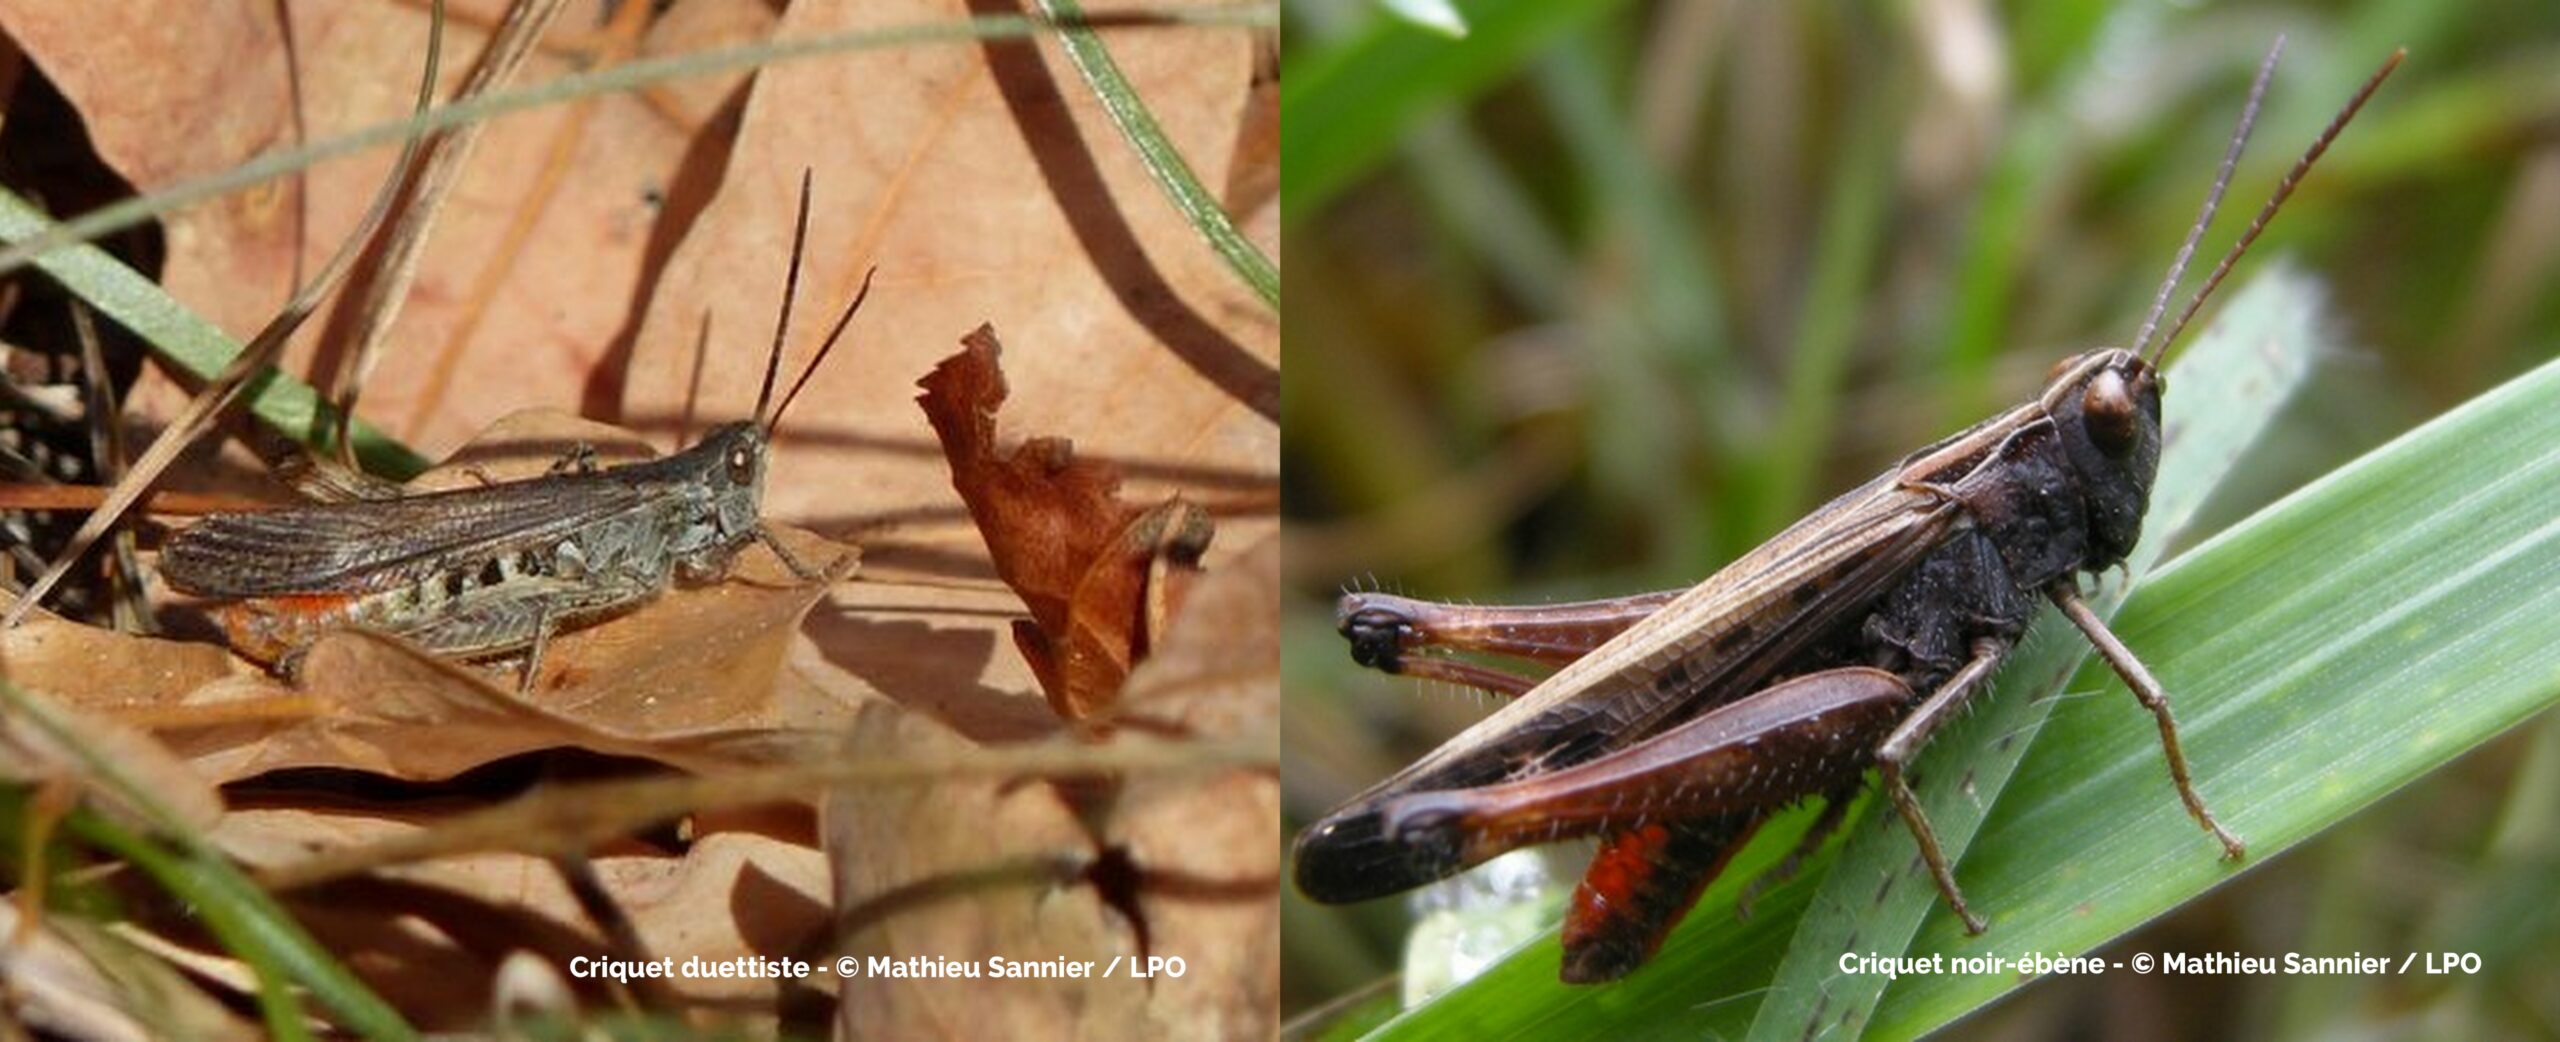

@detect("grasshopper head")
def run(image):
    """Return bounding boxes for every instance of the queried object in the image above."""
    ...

[673,421,772,565]
[2044,348,2164,568]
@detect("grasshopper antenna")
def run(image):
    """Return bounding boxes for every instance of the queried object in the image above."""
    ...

[769,266,875,439]
[679,309,713,446]
[754,169,817,431]
[2146,48,2404,365]
[2130,37,2284,362]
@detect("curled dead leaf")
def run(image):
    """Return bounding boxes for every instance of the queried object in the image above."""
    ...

[917,326,1212,720]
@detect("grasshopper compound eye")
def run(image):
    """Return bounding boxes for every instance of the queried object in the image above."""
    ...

[2082,367,2143,457]
[727,445,756,483]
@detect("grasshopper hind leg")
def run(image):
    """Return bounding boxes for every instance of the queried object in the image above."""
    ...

[1331,590,1683,698]
[391,573,657,690]
[515,603,557,696]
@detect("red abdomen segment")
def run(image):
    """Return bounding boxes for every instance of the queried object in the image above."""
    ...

[215,594,364,665]
[1560,814,1765,983]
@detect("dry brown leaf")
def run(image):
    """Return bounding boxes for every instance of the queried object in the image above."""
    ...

[211,808,830,1020]
[0,904,260,1042]
[0,0,1278,1032]
[1103,536,1280,1039]
[917,326,1212,719]
[0,0,749,457]
[616,0,1279,586]
[1,612,256,705]
[9,609,839,788]
[1225,33,1280,229]
[825,702,1150,1040]
[0,620,238,831]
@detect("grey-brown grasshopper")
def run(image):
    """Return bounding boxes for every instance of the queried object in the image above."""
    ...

[159,177,865,689]
[1294,44,2402,983]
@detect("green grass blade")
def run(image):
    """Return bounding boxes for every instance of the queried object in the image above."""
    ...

[4,682,419,1040]
[0,6,1276,281]
[1280,0,1629,223]
[65,811,417,1042]
[0,187,430,479]
[1036,0,1278,310]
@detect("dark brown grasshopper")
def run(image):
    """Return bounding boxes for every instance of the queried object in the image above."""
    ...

[1294,45,2401,984]
[159,177,867,689]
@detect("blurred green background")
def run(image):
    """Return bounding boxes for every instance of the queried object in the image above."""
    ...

[1279,0,2560,1035]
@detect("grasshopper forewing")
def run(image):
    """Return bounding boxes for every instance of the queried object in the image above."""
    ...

[1294,44,2404,983]
[159,173,870,688]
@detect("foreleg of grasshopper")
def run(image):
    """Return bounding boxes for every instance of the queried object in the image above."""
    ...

[1876,636,2011,935]
[2050,582,2245,859]
[1334,590,1682,697]
[754,526,825,582]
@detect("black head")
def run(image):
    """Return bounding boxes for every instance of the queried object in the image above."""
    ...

[2041,349,2164,567]
[2054,43,2399,565]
